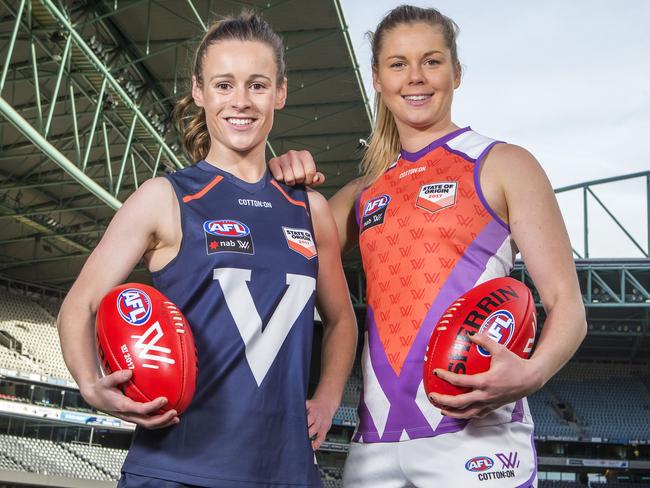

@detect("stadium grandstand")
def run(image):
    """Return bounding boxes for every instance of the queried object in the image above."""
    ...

[1,1,649,487]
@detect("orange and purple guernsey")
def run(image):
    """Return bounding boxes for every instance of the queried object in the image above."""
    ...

[353,127,532,442]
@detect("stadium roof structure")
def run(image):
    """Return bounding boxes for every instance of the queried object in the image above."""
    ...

[0,0,372,289]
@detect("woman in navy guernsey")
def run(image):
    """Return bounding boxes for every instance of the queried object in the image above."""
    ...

[57,12,357,488]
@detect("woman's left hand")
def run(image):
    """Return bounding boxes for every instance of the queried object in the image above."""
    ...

[306,397,337,450]
[427,332,544,419]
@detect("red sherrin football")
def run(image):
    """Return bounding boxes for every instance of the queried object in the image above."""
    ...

[423,277,537,397]
[95,283,198,414]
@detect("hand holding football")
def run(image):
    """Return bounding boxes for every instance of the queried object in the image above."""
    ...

[95,283,198,414]
[423,277,537,397]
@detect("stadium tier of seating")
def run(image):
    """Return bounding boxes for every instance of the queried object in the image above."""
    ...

[538,482,584,488]
[528,387,580,439]
[0,434,118,480]
[62,442,127,480]
[341,372,361,405]
[333,405,358,426]
[0,434,125,482]
[541,362,650,443]
[0,291,72,381]
[319,465,343,488]
[592,483,650,488]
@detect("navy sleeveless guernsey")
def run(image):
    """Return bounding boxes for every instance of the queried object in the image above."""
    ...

[121,161,322,487]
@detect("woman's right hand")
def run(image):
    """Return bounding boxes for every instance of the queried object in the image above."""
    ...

[80,369,179,430]
[268,150,325,186]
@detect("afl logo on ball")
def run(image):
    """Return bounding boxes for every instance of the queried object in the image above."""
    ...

[465,456,494,472]
[116,288,152,326]
[203,220,250,237]
[477,310,515,357]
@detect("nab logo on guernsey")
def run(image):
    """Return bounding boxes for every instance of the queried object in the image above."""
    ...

[477,309,515,357]
[116,289,152,326]
[465,456,494,472]
[416,181,457,214]
[360,194,390,234]
[203,219,254,255]
[283,227,317,260]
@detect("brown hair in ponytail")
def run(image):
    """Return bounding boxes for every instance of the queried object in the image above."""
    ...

[174,11,286,163]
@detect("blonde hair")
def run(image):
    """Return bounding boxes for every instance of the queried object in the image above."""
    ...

[174,11,285,163]
[361,5,461,186]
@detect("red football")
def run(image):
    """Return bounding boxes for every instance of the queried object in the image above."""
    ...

[95,283,197,414]
[423,277,536,397]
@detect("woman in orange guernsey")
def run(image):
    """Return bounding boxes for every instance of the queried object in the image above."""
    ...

[269,5,586,487]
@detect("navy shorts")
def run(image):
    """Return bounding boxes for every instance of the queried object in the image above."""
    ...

[118,472,201,488]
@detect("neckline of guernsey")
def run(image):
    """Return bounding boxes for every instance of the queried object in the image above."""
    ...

[399,126,472,162]
[196,160,269,193]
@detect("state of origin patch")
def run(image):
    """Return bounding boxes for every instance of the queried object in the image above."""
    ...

[283,227,317,259]
[360,194,390,234]
[416,182,457,213]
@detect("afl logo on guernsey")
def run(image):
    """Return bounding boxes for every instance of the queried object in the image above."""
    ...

[203,219,254,255]
[360,194,390,234]
[465,456,494,472]
[477,310,515,357]
[283,227,317,260]
[203,220,250,237]
[363,195,390,217]
[116,288,152,326]
[416,181,457,214]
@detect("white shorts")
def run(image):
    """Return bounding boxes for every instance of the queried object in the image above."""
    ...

[343,421,536,488]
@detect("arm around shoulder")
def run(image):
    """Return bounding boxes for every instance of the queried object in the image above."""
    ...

[328,177,363,254]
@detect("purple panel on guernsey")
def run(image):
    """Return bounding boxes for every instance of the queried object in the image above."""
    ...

[356,306,438,442]
[515,430,538,488]
[511,399,525,423]
[399,126,472,162]
[472,141,510,231]
[354,192,362,227]
[355,219,512,442]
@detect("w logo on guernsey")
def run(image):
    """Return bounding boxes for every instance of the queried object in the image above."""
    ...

[131,321,175,369]
[117,289,152,326]
[496,451,520,470]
